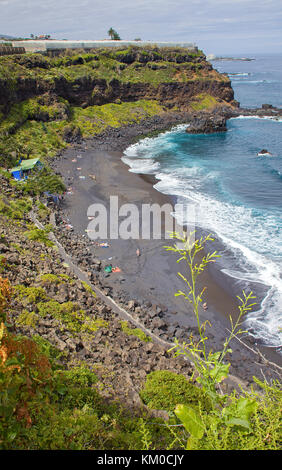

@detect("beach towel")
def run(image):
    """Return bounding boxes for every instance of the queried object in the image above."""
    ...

[112,267,121,273]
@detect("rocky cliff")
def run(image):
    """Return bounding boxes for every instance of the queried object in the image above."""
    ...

[0,46,237,166]
[0,47,236,108]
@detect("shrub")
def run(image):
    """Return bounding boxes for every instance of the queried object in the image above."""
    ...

[36,300,107,335]
[0,196,32,220]
[0,276,12,322]
[23,167,66,196]
[15,310,39,328]
[140,370,212,412]
[184,379,282,450]
[15,285,48,304]
[24,227,54,247]
[120,320,151,342]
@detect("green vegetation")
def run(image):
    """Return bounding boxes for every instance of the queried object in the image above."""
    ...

[39,273,74,286]
[14,280,105,337]
[140,370,211,412]
[120,320,152,342]
[0,47,206,84]
[24,226,54,247]
[70,99,164,137]
[0,195,32,219]
[0,222,281,450]
[0,98,165,166]
[0,278,183,450]
[81,281,96,297]
[165,232,255,402]
[35,300,108,335]
[1,49,278,450]
[189,93,219,111]
[15,285,48,305]
[107,28,121,40]
[15,309,39,328]
[163,231,281,450]
[0,47,229,167]
[22,167,66,196]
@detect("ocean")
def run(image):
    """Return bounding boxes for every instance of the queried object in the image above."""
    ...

[121,53,282,351]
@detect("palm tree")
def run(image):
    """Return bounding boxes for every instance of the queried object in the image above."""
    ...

[108,28,115,40]
[108,28,121,40]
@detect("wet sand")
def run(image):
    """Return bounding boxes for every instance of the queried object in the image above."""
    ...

[53,140,282,383]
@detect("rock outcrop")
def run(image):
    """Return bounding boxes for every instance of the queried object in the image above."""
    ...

[0,46,237,111]
[186,113,227,134]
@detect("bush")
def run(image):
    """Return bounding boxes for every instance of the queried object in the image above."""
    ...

[23,167,66,196]
[0,196,32,220]
[24,226,54,247]
[140,370,212,412]
[120,320,151,342]
[186,379,282,450]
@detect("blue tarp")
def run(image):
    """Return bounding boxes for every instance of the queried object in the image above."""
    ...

[11,169,23,181]
[10,158,42,180]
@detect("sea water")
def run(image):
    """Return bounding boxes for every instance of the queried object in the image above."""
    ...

[122,53,282,351]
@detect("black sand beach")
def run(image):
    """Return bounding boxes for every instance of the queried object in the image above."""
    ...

[52,126,282,384]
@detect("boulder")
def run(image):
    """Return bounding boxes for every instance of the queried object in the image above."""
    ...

[186,114,227,134]
[257,149,272,156]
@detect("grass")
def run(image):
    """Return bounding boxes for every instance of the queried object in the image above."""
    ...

[1,323,180,450]
[71,99,165,137]
[0,48,207,85]
[0,98,165,166]
[189,93,219,111]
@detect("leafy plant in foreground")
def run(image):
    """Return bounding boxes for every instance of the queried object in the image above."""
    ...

[165,231,261,448]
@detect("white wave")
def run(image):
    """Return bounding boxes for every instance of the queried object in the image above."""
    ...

[121,156,160,174]
[154,172,196,196]
[122,129,282,349]
[246,287,282,348]
[228,72,250,76]
[123,123,189,158]
[233,79,277,84]
[231,115,282,123]
[155,176,282,348]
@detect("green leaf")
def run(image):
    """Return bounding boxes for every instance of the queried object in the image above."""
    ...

[7,431,17,441]
[175,404,204,439]
[225,417,251,430]
[223,397,258,430]
[209,362,230,383]
[235,397,258,421]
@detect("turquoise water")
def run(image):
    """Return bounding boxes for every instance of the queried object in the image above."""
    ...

[122,54,282,350]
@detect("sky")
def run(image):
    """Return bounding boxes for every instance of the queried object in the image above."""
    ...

[0,0,281,55]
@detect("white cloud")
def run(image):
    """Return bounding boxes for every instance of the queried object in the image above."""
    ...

[0,0,281,53]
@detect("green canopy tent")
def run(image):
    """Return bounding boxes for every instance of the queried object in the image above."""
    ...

[9,158,42,180]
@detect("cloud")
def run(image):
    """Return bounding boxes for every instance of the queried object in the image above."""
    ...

[0,0,281,53]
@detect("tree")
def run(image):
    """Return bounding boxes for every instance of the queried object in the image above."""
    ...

[107,28,114,39]
[107,28,121,40]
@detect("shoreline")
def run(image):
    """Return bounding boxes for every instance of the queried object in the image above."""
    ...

[51,120,281,384]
